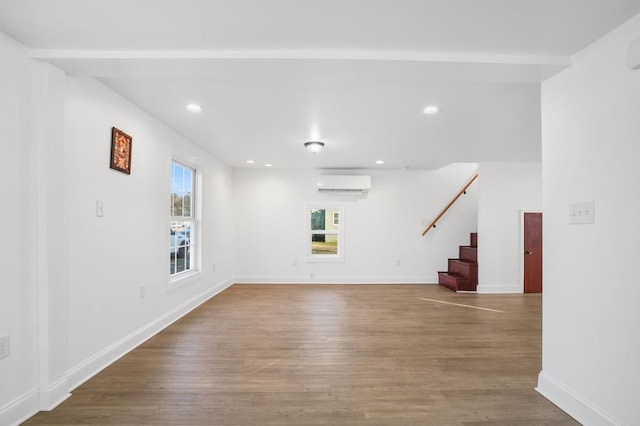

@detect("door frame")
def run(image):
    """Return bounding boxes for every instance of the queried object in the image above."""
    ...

[519,209,542,293]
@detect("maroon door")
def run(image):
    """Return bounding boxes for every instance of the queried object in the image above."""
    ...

[524,212,543,293]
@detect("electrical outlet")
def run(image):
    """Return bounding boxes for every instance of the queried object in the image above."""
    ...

[212,264,217,273]
[0,334,9,359]
[310,272,315,279]
[139,283,146,299]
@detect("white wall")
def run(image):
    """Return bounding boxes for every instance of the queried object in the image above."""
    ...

[234,164,478,283]
[0,32,39,425]
[0,32,236,423]
[477,162,542,293]
[537,14,640,425]
[64,76,235,379]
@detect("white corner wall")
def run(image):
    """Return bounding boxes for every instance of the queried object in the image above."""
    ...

[64,76,235,382]
[234,164,477,283]
[0,32,39,426]
[477,162,542,293]
[538,14,640,425]
[0,30,236,423]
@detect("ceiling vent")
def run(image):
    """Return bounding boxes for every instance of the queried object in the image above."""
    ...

[316,175,371,193]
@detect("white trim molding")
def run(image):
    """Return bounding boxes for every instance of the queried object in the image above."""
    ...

[66,277,233,391]
[536,371,621,426]
[0,389,39,426]
[233,275,437,284]
[2,278,234,424]
[0,389,38,426]
[38,378,71,411]
[476,284,521,294]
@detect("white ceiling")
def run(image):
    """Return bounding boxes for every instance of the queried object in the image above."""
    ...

[1,0,639,169]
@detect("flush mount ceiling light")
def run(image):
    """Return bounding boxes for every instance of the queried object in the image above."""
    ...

[304,141,325,153]
[376,160,385,165]
[245,160,255,164]
[185,103,203,113]
[422,105,439,115]
[264,163,273,167]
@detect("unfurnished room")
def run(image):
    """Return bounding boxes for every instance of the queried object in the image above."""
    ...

[1,1,640,425]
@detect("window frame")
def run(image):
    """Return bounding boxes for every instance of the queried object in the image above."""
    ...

[169,159,200,282]
[305,204,344,263]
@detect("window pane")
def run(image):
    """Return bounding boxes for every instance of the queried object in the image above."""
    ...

[311,233,338,255]
[171,164,183,194]
[171,162,194,218]
[170,251,176,275]
[170,220,193,275]
[326,209,339,229]
[184,168,192,190]
[176,255,186,274]
[170,162,196,277]
[170,192,178,216]
[310,209,326,230]
[185,250,191,271]
[171,163,180,189]
[173,192,184,216]
[184,192,191,217]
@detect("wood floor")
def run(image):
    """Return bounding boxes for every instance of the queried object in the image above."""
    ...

[24,285,576,425]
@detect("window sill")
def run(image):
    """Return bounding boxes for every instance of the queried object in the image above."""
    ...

[167,270,202,292]
[305,255,345,263]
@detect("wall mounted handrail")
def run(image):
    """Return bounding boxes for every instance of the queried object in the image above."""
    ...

[421,173,478,236]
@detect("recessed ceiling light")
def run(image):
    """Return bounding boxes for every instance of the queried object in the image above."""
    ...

[376,160,385,165]
[304,141,325,153]
[423,105,439,115]
[264,163,273,167]
[185,103,203,113]
[245,160,255,164]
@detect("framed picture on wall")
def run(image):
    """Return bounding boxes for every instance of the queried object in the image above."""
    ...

[110,127,132,174]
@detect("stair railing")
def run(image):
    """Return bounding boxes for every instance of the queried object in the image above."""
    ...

[421,173,478,236]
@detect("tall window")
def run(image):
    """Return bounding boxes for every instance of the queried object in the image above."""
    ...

[308,206,344,261]
[170,161,196,276]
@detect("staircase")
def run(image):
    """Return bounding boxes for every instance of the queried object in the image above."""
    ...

[438,233,478,292]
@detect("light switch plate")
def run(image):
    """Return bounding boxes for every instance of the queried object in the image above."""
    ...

[569,201,595,224]
[96,200,104,217]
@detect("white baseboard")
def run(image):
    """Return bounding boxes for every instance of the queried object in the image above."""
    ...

[66,277,233,391]
[536,371,621,425]
[233,275,437,284]
[1,277,234,424]
[476,284,521,294]
[39,377,71,411]
[0,388,39,426]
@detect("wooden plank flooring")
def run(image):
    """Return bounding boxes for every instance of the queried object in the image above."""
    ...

[24,285,577,425]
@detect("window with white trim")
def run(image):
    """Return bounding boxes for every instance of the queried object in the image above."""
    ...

[170,161,197,276]
[332,211,339,226]
[307,206,344,261]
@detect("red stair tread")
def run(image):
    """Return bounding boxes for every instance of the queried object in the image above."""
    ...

[448,259,478,284]
[437,232,478,292]
[459,246,477,262]
[438,272,471,292]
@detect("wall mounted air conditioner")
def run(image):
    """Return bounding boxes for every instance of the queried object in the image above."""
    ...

[316,175,371,193]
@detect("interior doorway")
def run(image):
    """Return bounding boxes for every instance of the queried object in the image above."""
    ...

[524,212,543,293]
